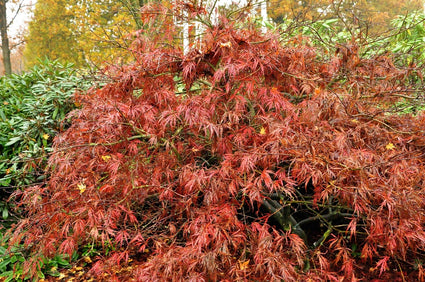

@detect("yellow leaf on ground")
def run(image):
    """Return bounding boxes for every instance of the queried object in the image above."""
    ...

[386,143,395,150]
[84,256,92,263]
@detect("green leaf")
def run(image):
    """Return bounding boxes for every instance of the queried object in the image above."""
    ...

[37,270,45,279]
[0,178,12,186]
[0,109,6,121]
[5,136,21,147]
[0,259,11,270]
[10,255,17,263]
[2,208,8,219]
[0,270,13,279]
[52,107,59,120]
[54,255,70,267]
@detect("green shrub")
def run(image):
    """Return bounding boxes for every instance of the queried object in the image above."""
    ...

[277,10,425,65]
[0,59,91,225]
[390,11,425,66]
[0,233,72,281]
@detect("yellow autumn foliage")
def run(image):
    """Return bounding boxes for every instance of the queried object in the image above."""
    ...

[24,0,145,69]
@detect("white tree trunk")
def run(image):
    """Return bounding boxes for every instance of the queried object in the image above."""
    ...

[261,0,267,33]
[179,0,269,53]
[183,10,189,54]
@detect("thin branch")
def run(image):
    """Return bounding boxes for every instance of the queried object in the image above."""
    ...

[6,0,32,28]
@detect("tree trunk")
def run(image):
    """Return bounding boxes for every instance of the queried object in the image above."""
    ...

[0,0,11,75]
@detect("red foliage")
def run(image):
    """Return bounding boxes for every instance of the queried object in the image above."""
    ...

[10,2,425,281]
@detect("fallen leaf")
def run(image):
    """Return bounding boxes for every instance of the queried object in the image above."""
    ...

[239,259,250,270]
[77,183,86,194]
[84,256,92,263]
[219,41,232,48]
[385,143,395,150]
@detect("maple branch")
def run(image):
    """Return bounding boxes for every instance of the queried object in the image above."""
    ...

[194,14,212,29]
[312,226,332,248]
[48,134,146,155]
[294,212,355,229]
[126,123,182,161]
[274,66,323,82]
[262,198,307,242]
[197,78,212,87]
[267,193,353,211]
[207,0,219,23]
[248,38,272,45]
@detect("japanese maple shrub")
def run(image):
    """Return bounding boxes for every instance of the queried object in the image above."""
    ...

[10,2,425,281]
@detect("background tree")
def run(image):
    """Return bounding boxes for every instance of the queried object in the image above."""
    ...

[0,0,11,74]
[269,0,423,35]
[0,45,24,74]
[0,0,29,75]
[24,0,78,68]
[24,0,145,69]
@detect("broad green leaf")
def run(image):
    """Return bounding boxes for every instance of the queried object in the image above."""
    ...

[0,109,6,121]
[5,136,21,147]
[2,208,8,219]
[0,259,10,270]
